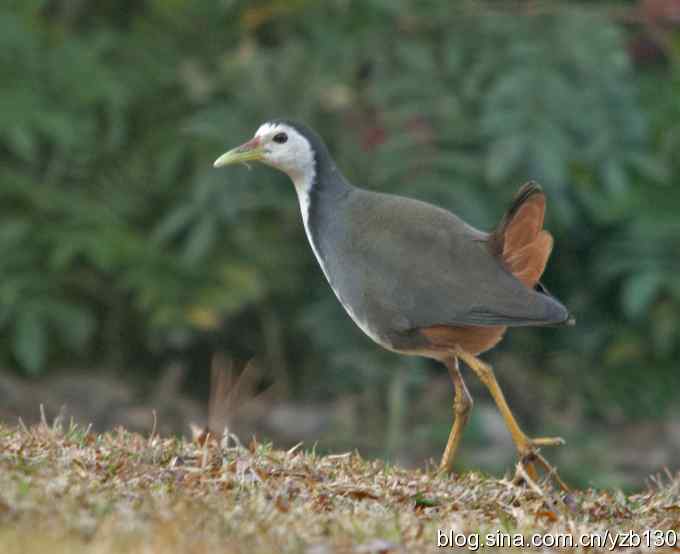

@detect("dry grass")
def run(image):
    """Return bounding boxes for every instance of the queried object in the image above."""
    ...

[1,418,680,554]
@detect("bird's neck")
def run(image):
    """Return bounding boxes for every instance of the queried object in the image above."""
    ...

[292,157,350,217]
[290,155,352,283]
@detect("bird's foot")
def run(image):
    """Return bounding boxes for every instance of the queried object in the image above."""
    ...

[513,436,569,492]
[525,436,565,449]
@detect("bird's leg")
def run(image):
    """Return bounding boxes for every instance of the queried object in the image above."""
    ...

[439,356,473,474]
[454,347,568,491]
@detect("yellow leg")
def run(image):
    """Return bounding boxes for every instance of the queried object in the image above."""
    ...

[439,357,473,473]
[455,347,568,491]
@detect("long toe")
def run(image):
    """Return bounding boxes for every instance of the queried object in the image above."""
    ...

[529,436,566,448]
[517,435,565,458]
[515,448,570,492]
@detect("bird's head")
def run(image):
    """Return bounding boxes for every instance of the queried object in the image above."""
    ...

[213,120,317,184]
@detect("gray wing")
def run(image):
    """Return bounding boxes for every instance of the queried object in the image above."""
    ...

[329,190,568,333]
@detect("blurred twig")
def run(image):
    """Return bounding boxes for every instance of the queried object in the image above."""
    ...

[193,353,272,446]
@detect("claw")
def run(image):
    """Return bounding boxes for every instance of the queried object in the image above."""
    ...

[530,436,566,448]
[513,439,569,492]
[512,435,569,492]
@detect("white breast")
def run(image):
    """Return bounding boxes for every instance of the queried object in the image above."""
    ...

[292,168,331,283]
[292,171,392,350]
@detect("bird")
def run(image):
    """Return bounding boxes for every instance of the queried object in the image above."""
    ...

[213,119,574,487]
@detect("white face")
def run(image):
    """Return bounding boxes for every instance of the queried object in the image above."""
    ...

[254,122,315,183]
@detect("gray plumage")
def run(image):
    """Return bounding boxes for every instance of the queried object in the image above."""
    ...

[214,118,574,480]
[281,120,570,353]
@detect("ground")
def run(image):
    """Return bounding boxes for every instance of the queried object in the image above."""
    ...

[1,420,680,554]
[4,368,680,492]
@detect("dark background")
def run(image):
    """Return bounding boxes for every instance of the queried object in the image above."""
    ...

[1,0,679,489]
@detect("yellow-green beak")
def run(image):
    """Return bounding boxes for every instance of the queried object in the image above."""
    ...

[213,137,264,168]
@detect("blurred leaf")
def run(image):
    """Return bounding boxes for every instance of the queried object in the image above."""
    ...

[485,137,525,184]
[182,218,218,264]
[622,272,662,319]
[153,205,197,243]
[13,308,47,374]
[51,303,96,351]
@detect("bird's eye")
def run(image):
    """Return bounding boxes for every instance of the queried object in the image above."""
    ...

[273,132,288,144]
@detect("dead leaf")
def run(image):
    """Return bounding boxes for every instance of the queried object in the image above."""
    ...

[534,509,558,522]
[274,495,290,513]
[252,466,268,481]
[312,494,333,512]
[344,489,380,501]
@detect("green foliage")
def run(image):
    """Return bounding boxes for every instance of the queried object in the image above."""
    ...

[0,1,678,421]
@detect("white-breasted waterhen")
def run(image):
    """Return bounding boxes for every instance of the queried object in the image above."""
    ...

[214,120,574,488]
